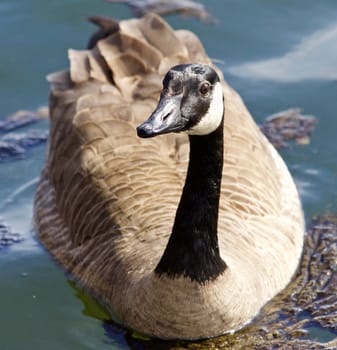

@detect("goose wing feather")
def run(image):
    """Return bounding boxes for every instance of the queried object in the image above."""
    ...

[34,13,304,339]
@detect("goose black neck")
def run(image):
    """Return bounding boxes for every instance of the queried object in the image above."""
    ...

[155,117,226,283]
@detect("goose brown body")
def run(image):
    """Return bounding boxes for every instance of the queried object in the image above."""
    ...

[34,13,305,340]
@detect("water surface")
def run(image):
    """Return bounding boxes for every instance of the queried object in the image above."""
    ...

[1,1,337,349]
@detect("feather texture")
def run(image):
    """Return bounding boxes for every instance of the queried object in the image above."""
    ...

[34,13,304,340]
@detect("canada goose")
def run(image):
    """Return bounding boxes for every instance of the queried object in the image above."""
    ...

[34,13,305,340]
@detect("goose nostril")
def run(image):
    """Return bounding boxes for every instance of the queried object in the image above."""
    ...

[163,113,170,121]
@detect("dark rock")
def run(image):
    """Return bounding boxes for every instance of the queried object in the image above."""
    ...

[0,221,23,249]
[0,107,48,133]
[0,130,48,161]
[106,0,214,23]
[0,107,49,161]
[260,108,316,149]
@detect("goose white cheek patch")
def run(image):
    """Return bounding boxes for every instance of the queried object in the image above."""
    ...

[187,82,224,135]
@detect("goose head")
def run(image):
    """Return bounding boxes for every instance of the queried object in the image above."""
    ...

[137,63,224,138]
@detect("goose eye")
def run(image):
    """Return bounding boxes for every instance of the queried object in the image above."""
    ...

[199,82,210,96]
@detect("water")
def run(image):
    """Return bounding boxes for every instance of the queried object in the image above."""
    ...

[1,0,337,348]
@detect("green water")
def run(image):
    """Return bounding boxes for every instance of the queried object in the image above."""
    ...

[1,0,337,348]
